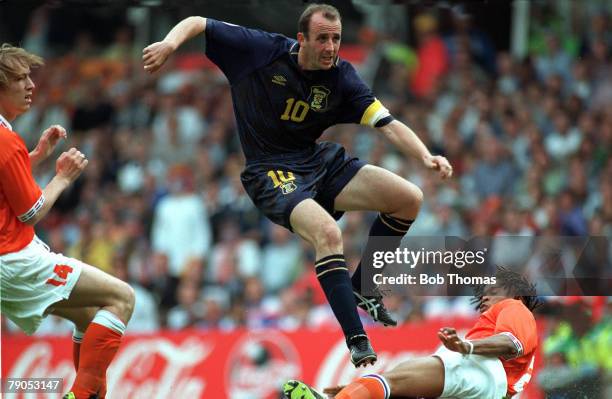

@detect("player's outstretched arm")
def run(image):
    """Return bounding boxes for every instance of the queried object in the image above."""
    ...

[25,147,88,226]
[377,120,453,179]
[438,327,518,358]
[143,16,207,73]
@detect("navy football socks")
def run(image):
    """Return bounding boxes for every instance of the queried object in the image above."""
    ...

[316,254,365,339]
[352,213,413,293]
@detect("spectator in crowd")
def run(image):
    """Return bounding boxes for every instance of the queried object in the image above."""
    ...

[112,252,159,333]
[151,164,211,299]
[410,13,448,98]
[166,280,200,329]
[538,301,611,398]
[260,224,303,294]
[67,209,114,274]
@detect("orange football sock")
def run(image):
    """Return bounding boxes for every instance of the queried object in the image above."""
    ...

[73,340,108,398]
[72,330,84,370]
[72,341,81,370]
[98,383,107,399]
[70,311,125,399]
[336,375,389,399]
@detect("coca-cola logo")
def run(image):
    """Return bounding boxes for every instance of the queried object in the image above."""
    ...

[225,331,301,399]
[6,342,74,399]
[107,337,211,399]
[6,337,211,399]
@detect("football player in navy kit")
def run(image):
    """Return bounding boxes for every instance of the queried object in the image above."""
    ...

[143,3,452,367]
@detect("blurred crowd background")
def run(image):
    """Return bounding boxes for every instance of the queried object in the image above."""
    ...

[1,0,610,396]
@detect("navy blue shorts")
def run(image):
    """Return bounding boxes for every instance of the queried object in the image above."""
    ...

[240,142,366,231]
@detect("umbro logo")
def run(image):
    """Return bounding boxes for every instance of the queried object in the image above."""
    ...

[272,75,287,86]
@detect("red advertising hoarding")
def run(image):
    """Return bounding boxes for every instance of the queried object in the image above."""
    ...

[1,319,543,398]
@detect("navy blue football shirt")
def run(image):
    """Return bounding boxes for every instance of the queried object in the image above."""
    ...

[205,19,391,161]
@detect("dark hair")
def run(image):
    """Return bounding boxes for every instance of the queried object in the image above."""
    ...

[472,266,541,312]
[298,3,341,38]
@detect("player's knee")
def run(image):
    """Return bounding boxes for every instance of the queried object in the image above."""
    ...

[123,283,136,320]
[73,307,99,332]
[409,185,424,210]
[381,372,401,393]
[383,368,416,394]
[394,184,423,217]
[316,223,343,252]
[112,281,135,323]
[83,307,99,326]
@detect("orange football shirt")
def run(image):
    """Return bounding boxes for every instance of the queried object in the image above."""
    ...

[0,123,43,254]
[466,298,538,396]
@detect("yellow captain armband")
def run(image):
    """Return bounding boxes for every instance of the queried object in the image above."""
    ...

[360,99,392,127]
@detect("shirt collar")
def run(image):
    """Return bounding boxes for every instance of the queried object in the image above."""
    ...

[0,114,12,131]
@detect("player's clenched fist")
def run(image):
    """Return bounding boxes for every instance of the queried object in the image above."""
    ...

[56,147,88,182]
[142,41,175,73]
[423,154,453,179]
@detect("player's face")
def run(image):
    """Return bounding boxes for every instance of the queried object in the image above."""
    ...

[0,65,35,121]
[480,284,511,312]
[300,12,341,70]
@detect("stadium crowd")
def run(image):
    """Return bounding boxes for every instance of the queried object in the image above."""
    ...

[1,2,610,396]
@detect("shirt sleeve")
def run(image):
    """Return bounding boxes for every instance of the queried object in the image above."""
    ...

[494,302,538,359]
[205,19,289,83]
[336,61,392,127]
[0,146,44,223]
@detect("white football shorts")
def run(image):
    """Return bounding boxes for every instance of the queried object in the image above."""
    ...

[434,346,508,399]
[1,236,83,335]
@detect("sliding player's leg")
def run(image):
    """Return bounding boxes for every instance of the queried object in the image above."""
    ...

[323,347,506,399]
[319,356,444,399]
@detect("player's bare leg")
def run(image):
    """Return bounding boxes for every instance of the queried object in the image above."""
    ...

[334,165,423,326]
[50,264,135,398]
[291,199,344,259]
[335,165,423,219]
[322,356,444,398]
[50,306,99,368]
[290,199,376,367]
[51,307,100,384]
[51,306,99,332]
[51,263,134,323]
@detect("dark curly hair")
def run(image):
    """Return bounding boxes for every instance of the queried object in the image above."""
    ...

[472,266,541,312]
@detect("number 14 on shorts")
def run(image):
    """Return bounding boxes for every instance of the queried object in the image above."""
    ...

[46,264,74,286]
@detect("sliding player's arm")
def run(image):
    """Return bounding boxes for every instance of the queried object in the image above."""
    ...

[438,327,518,358]
[143,16,207,73]
[439,300,537,359]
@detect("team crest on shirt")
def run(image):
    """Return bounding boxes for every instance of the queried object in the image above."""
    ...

[308,85,330,112]
[272,75,287,86]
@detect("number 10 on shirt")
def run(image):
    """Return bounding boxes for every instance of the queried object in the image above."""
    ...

[280,98,309,122]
